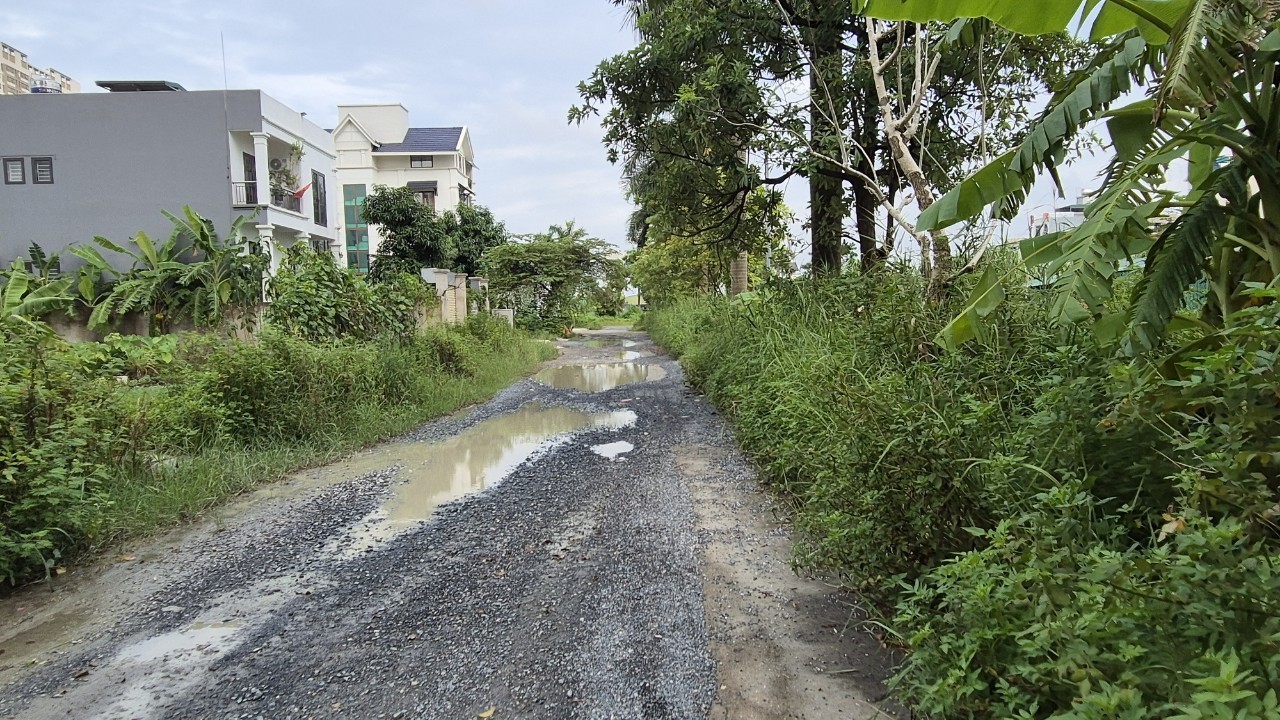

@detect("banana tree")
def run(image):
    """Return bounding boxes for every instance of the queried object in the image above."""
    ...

[70,206,263,333]
[1,261,74,329]
[165,207,265,329]
[854,0,1280,355]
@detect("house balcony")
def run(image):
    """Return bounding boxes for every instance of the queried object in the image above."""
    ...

[270,191,302,213]
[231,181,303,214]
[232,181,259,206]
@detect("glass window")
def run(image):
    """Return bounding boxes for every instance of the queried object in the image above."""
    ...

[312,170,327,227]
[413,191,436,211]
[342,184,369,272]
[31,157,53,184]
[410,155,433,168]
[3,157,25,184]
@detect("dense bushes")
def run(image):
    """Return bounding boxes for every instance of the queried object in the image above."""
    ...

[0,313,549,586]
[266,245,434,342]
[645,274,1280,718]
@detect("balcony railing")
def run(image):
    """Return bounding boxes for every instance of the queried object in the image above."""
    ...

[232,181,258,206]
[271,191,302,213]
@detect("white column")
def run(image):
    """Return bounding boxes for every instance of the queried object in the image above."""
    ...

[251,132,270,206]
[296,231,311,253]
[257,224,278,276]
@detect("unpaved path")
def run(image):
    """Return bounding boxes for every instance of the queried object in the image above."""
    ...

[0,329,901,719]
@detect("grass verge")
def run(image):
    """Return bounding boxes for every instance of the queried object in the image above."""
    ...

[99,335,553,545]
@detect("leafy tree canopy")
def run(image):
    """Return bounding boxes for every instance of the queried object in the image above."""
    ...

[481,221,624,330]
[364,185,455,281]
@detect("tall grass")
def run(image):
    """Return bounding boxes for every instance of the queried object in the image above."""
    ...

[646,271,1071,590]
[100,331,550,541]
[644,273,1280,718]
[1,315,553,584]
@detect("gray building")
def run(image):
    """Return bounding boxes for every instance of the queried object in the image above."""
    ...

[0,84,340,273]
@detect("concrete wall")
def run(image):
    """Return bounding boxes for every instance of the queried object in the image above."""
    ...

[0,90,264,272]
[335,105,409,145]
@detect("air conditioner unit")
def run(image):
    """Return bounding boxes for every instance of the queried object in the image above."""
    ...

[269,158,287,171]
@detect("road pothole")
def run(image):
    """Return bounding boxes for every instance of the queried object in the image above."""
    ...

[335,404,637,555]
[534,362,666,392]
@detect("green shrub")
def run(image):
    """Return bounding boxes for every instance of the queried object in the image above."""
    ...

[421,327,481,377]
[265,245,432,342]
[0,326,120,583]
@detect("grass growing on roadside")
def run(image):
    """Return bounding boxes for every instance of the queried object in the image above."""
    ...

[644,275,1280,718]
[1,315,554,585]
[575,312,640,330]
[99,335,552,542]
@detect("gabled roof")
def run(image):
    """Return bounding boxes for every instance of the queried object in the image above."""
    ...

[331,114,380,147]
[374,127,464,153]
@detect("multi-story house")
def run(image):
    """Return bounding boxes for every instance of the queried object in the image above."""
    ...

[332,103,475,272]
[1,41,79,95]
[0,82,340,274]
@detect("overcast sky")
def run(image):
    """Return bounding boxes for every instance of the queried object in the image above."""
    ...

[4,1,1129,260]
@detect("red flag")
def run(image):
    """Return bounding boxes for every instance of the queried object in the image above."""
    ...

[292,182,312,199]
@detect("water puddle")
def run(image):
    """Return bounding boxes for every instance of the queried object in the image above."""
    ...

[118,621,243,663]
[534,362,666,392]
[0,609,91,671]
[618,351,643,360]
[338,404,636,554]
[591,441,635,460]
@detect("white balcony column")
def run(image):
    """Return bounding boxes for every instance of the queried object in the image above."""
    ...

[257,223,279,275]
[251,132,271,206]
[296,231,311,253]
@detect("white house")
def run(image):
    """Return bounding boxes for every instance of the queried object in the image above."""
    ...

[332,104,475,272]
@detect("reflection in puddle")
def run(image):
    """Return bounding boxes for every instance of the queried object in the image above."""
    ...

[534,362,665,392]
[618,351,643,360]
[591,441,634,460]
[340,404,637,553]
[119,621,243,663]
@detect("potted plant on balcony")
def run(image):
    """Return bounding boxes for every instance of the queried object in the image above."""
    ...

[269,140,305,210]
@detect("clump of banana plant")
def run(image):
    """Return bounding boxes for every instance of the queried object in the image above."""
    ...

[71,207,265,333]
[856,0,1280,358]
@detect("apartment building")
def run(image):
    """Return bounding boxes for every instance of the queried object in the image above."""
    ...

[0,83,339,273]
[1,41,79,95]
[332,104,475,272]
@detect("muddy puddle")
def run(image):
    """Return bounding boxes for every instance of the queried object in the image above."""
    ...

[337,404,637,554]
[534,362,666,392]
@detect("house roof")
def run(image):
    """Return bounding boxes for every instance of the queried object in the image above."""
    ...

[374,127,464,153]
[95,80,186,92]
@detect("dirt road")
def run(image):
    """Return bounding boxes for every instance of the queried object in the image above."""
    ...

[0,329,902,719]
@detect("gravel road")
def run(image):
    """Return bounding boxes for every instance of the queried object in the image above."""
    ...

[0,329,902,720]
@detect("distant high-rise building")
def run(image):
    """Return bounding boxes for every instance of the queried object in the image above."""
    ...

[1,42,79,95]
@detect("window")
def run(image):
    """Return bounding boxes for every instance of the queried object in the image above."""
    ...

[312,170,327,227]
[31,157,53,184]
[343,184,369,273]
[410,155,433,168]
[413,191,436,211]
[3,158,25,184]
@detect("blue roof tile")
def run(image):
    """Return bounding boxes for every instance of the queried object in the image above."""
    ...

[374,127,463,153]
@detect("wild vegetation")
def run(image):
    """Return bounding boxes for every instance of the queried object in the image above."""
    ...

[596,0,1280,716]
[0,210,552,587]
[480,220,626,333]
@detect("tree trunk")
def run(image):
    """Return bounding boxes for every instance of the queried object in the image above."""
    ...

[808,6,847,278]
